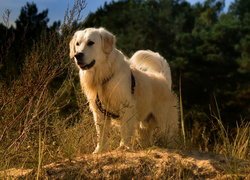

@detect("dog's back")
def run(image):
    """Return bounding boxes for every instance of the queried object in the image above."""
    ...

[130,50,172,90]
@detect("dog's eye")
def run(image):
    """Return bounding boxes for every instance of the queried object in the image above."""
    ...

[76,42,80,46]
[87,41,95,46]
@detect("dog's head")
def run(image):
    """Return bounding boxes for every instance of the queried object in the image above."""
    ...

[69,27,116,70]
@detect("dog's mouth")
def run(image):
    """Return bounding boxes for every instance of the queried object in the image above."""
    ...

[78,60,96,70]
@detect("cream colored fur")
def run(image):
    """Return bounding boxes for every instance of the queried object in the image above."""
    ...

[69,27,179,153]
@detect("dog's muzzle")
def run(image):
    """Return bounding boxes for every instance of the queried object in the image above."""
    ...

[74,53,96,70]
[80,60,96,70]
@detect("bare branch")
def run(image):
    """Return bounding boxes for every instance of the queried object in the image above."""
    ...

[2,9,11,28]
[63,0,87,26]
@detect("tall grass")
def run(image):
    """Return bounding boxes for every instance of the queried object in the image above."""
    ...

[178,84,249,162]
[211,96,250,160]
[179,74,186,148]
[0,0,89,170]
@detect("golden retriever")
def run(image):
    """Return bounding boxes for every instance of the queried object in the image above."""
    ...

[69,27,179,153]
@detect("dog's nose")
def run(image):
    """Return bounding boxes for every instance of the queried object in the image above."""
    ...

[74,53,84,61]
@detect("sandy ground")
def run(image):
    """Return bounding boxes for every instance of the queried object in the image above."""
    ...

[0,148,249,179]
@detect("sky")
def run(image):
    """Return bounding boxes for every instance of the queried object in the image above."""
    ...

[0,0,234,27]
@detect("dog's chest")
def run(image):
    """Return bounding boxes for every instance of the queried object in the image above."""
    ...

[97,87,118,109]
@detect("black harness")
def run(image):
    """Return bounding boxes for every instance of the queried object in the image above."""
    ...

[95,72,136,119]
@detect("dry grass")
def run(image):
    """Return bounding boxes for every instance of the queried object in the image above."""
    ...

[1,149,249,179]
[177,76,250,177]
[0,0,87,171]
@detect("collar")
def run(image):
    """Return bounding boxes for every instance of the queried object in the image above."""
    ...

[101,72,114,86]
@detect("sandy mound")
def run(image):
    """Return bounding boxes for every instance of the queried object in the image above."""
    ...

[1,148,249,179]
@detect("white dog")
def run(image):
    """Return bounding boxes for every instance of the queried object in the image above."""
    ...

[69,27,179,153]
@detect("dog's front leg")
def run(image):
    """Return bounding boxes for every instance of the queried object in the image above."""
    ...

[118,107,137,151]
[93,112,111,154]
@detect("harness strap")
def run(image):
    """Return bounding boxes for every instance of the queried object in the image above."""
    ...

[95,72,136,119]
[131,72,136,94]
[95,94,120,119]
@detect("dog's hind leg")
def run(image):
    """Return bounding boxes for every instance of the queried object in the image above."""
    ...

[138,127,154,148]
[155,103,179,148]
[138,114,156,148]
[93,112,111,154]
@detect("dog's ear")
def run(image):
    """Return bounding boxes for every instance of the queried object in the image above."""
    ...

[69,34,76,59]
[99,28,116,54]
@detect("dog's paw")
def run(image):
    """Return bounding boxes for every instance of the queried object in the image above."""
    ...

[92,149,100,154]
[116,145,132,152]
[93,146,103,154]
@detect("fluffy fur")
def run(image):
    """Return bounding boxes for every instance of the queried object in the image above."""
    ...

[69,27,179,153]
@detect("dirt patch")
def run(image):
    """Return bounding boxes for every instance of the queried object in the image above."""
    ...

[1,148,249,179]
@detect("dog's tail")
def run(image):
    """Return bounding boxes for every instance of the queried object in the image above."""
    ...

[130,50,172,90]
